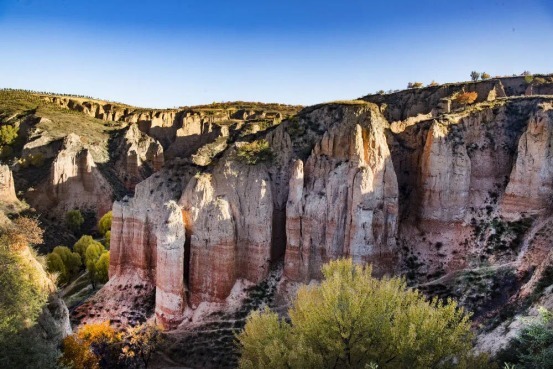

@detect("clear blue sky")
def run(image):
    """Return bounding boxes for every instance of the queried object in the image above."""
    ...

[1,0,552,108]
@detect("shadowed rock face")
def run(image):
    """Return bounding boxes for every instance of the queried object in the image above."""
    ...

[25,133,114,219]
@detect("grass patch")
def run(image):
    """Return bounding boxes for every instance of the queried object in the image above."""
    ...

[236,139,273,165]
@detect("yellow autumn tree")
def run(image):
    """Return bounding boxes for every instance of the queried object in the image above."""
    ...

[59,321,120,369]
[238,259,490,369]
[455,91,478,108]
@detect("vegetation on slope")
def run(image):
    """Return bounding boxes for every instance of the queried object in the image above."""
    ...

[0,216,61,369]
[238,259,490,369]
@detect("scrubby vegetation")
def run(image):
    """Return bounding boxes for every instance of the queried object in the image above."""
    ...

[60,321,163,369]
[0,217,61,369]
[98,211,112,236]
[66,209,85,234]
[46,245,82,284]
[72,235,109,287]
[455,91,478,108]
[236,139,273,165]
[498,307,553,368]
[238,259,489,369]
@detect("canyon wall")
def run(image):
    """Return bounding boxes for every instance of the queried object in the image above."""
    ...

[59,78,553,335]
[26,133,114,219]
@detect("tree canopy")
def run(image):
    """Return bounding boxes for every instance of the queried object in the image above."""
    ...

[238,259,487,369]
[98,211,112,236]
[66,209,85,233]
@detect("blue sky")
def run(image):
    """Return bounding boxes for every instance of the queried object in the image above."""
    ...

[1,0,552,107]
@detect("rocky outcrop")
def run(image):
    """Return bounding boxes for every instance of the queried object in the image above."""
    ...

[76,166,193,329]
[58,81,553,365]
[114,124,164,191]
[0,164,18,204]
[284,106,398,282]
[501,103,553,218]
[26,133,113,218]
[180,156,274,306]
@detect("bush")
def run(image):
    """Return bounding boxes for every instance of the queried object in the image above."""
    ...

[236,139,273,165]
[238,259,486,369]
[481,72,491,79]
[73,235,102,260]
[0,124,17,146]
[104,230,110,249]
[407,82,423,88]
[46,246,82,284]
[98,211,112,236]
[455,91,478,107]
[46,252,68,284]
[428,80,439,87]
[59,321,120,369]
[94,251,110,284]
[524,75,534,84]
[66,209,84,233]
[499,307,553,369]
[120,322,164,368]
[85,242,106,287]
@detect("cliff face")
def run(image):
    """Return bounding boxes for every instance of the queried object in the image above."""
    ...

[87,90,553,334]
[25,133,113,219]
[113,124,164,191]
[284,106,398,282]
[0,164,18,204]
[15,77,551,352]
[79,166,193,328]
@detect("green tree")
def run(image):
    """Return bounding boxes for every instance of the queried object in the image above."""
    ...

[66,209,84,233]
[238,259,486,369]
[0,124,18,146]
[47,246,82,284]
[94,251,110,284]
[470,71,480,82]
[499,307,553,369]
[46,252,68,284]
[85,242,106,287]
[74,235,102,260]
[52,246,82,275]
[104,230,111,249]
[98,211,112,236]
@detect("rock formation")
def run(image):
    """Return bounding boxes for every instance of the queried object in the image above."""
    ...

[501,103,553,218]
[114,124,164,191]
[26,133,113,218]
[0,164,18,204]
[6,78,553,360]
[284,107,398,282]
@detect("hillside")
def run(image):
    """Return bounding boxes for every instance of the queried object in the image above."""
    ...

[2,75,553,367]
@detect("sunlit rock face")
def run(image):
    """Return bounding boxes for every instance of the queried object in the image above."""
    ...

[501,104,553,218]
[70,79,553,339]
[180,155,274,306]
[0,164,17,204]
[104,169,189,329]
[284,108,399,282]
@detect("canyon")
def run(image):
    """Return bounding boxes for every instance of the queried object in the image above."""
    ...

[2,75,553,367]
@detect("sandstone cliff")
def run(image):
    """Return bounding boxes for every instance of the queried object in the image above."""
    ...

[25,133,114,219]
[82,88,553,338]
[5,78,553,361]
